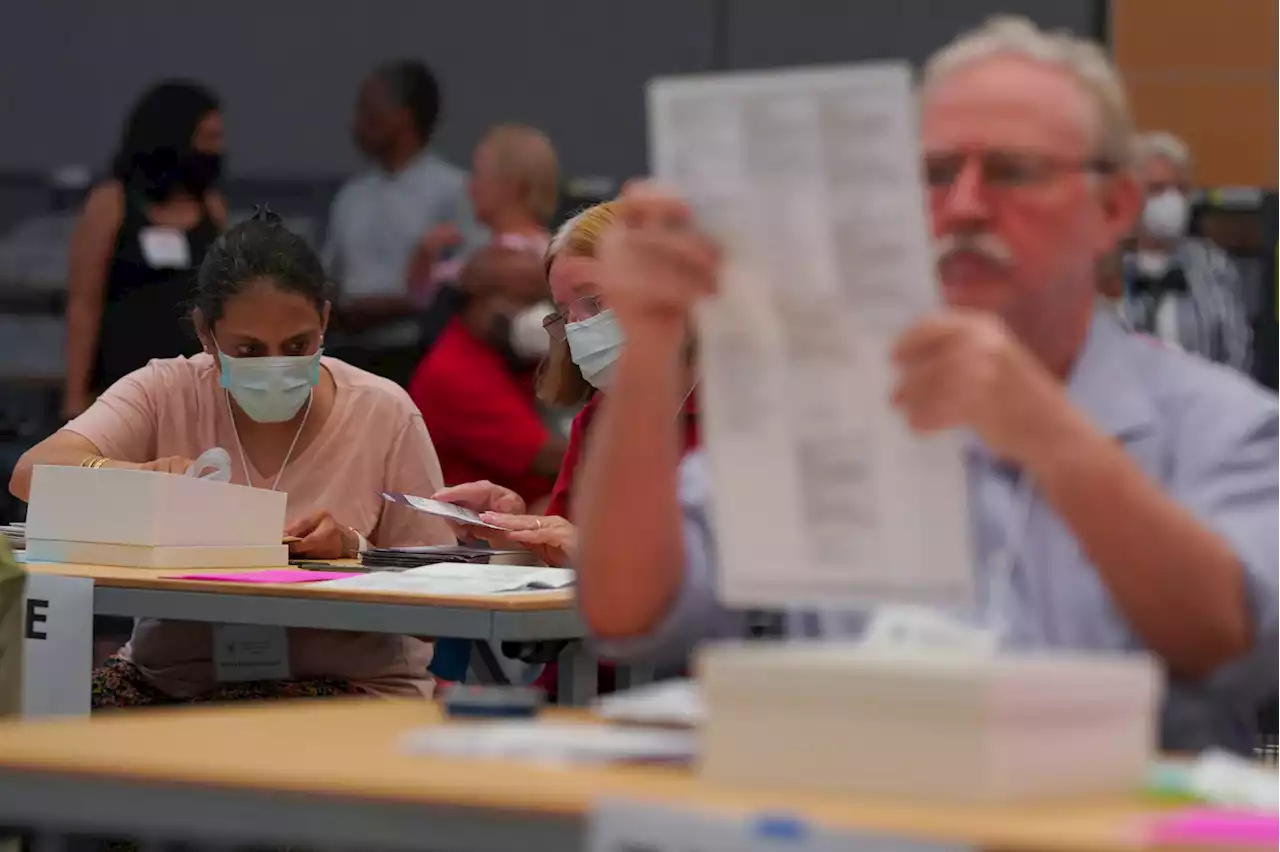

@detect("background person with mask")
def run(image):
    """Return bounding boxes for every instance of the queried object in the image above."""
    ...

[63,79,228,420]
[322,60,486,387]
[1122,131,1252,372]
[10,211,453,707]
[413,124,561,392]
[408,245,567,509]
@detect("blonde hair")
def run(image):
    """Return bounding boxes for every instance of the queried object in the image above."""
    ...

[545,200,620,271]
[921,15,1136,170]
[1133,131,1193,180]
[537,201,621,407]
[479,124,560,225]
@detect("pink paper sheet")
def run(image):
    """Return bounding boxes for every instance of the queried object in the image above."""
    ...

[1145,808,1278,845]
[168,569,361,583]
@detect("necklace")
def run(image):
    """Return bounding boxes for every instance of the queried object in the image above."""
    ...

[224,390,313,492]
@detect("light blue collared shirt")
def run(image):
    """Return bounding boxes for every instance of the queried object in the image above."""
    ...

[322,150,487,346]
[595,311,1279,755]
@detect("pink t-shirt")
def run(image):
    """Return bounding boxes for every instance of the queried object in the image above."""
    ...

[65,354,454,699]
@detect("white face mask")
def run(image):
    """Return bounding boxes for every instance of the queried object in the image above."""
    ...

[509,300,554,361]
[1134,249,1173,279]
[217,348,322,423]
[1141,189,1190,241]
[566,309,625,390]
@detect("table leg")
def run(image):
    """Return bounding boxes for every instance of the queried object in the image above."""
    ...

[468,643,510,686]
[555,641,598,707]
[613,664,656,692]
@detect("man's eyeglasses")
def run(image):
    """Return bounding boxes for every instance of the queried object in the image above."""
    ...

[542,295,604,341]
[924,151,1116,191]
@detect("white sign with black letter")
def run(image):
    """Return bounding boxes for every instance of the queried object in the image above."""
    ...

[589,799,972,852]
[22,573,93,717]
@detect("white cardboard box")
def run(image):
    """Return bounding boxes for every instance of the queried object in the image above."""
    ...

[22,540,289,569]
[696,642,1160,803]
[26,465,287,555]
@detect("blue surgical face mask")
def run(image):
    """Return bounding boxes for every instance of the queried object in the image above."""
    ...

[217,346,323,423]
[565,309,624,390]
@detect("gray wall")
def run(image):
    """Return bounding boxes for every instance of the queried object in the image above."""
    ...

[0,0,1100,182]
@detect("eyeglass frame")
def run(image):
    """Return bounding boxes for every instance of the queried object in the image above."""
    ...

[542,295,605,341]
[923,149,1118,193]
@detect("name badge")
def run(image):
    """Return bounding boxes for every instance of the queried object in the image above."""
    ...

[212,624,290,682]
[138,227,192,269]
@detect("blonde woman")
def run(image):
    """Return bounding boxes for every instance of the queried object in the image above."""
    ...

[432,201,700,696]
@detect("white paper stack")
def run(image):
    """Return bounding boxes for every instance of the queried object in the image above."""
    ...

[319,563,575,595]
[696,642,1160,803]
[0,523,24,551]
[24,465,288,569]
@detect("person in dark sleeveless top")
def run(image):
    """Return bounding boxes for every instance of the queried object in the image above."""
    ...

[63,80,227,419]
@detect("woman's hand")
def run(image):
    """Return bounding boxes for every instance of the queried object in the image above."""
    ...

[286,509,358,559]
[432,480,528,515]
[479,513,577,567]
[431,481,528,547]
[127,456,198,475]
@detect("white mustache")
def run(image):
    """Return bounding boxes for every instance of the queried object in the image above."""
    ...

[934,233,1014,267]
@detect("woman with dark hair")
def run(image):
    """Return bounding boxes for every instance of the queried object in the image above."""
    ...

[62,80,229,419]
[12,211,453,707]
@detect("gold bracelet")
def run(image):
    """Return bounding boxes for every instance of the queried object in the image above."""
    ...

[80,456,108,470]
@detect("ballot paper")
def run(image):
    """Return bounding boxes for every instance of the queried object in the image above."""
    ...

[648,62,972,610]
[318,563,575,595]
[382,492,512,531]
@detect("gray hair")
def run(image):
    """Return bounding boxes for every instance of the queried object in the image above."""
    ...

[1133,131,1193,179]
[921,16,1136,170]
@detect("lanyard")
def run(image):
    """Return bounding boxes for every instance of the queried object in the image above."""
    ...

[984,474,1036,642]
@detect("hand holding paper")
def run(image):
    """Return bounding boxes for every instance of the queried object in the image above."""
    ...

[431,481,528,516]
[383,492,513,532]
[286,509,357,559]
[891,312,1080,468]
[598,182,721,339]
[480,513,577,567]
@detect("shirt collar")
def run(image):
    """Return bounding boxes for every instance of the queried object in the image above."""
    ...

[1064,308,1158,442]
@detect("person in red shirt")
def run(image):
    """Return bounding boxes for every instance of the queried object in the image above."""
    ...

[407,246,568,507]
[432,201,699,697]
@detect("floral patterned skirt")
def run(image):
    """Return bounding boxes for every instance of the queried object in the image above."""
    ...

[91,655,363,709]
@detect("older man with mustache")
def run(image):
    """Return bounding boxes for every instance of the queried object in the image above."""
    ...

[572,16,1278,754]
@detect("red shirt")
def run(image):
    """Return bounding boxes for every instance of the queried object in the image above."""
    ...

[407,318,554,506]
[544,390,701,521]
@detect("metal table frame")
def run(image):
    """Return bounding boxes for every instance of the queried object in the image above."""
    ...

[85,580,602,705]
[0,770,581,852]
